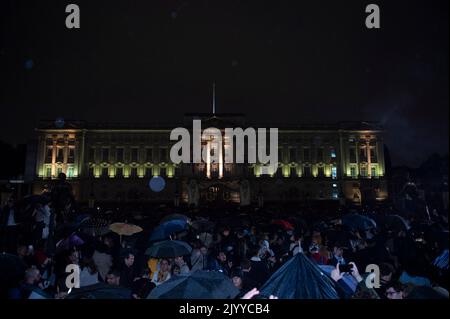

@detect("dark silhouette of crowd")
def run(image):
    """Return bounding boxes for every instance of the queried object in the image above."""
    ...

[0,174,448,300]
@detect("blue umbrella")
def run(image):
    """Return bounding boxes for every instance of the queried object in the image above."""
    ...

[149,219,188,242]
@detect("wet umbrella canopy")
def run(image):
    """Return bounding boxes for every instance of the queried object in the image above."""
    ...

[145,240,192,258]
[67,283,132,299]
[259,253,339,299]
[149,219,188,242]
[147,270,239,299]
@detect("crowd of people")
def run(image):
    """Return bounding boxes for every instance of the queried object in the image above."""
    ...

[0,174,448,299]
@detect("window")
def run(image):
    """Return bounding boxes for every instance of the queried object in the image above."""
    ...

[350,166,357,178]
[45,148,53,163]
[318,166,325,177]
[67,166,74,178]
[68,148,75,163]
[370,147,378,163]
[278,148,283,163]
[303,166,311,177]
[330,148,337,158]
[359,147,367,162]
[360,166,367,177]
[291,166,297,177]
[101,167,109,178]
[88,166,94,177]
[116,148,124,162]
[89,148,95,162]
[102,148,109,162]
[303,148,310,162]
[371,166,377,177]
[331,166,337,179]
[159,148,167,162]
[56,148,64,163]
[289,148,297,162]
[349,148,357,163]
[160,167,166,177]
[46,166,52,178]
[57,167,63,175]
[116,167,123,178]
[131,148,138,162]
[332,191,339,199]
[130,167,138,178]
[317,148,324,162]
[146,148,153,162]
[145,167,152,178]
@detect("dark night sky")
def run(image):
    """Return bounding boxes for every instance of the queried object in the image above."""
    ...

[0,0,448,167]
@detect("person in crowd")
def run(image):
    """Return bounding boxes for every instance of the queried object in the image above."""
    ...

[385,282,407,299]
[151,258,171,286]
[174,256,190,274]
[106,269,121,286]
[92,240,113,282]
[79,256,99,287]
[1,197,21,253]
[329,245,347,266]
[119,251,138,288]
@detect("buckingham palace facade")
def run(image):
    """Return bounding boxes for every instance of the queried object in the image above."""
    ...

[28,114,388,206]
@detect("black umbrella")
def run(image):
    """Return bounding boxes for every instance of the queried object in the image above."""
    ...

[384,215,410,232]
[160,213,189,224]
[145,240,192,258]
[149,219,188,242]
[259,253,339,299]
[342,214,377,231]
[79,217,110,237]
[67,283,132,299]
[0,253,27,286]
[147,270,239,299]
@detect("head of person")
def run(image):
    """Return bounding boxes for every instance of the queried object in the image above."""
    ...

[174,256,185,266]
[25,267,41,285]
[124,253,135,268]
[106,270,121,285]
[217,251,227,263]
[241,259,252,272]
[386,282,406,299]
[380,262,395,284]
[222,227,230,237]
[333,246,344,258]
[58,172,67,181]
[68,250,79,265]
[232,274,243,289]
[200,245,208,255]
[159,258,171,273]
[172,265,181,275]
[17,244,28,258]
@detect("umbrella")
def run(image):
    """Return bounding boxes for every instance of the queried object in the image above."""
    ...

[342,214,377,231]
[318,265,358,293]
[258,253,339,299]
[149,219,188,242]
[20,194,50,206]
[191,219,215,233]
[384,215,410,232]
[109,223,143,236]
[56,233,85,252]
[145,240,192,258]
[160,214,189,224]
[272,219,295,231]
[147,270,239,299]
[67,283,132,299]
[0,253,27,286]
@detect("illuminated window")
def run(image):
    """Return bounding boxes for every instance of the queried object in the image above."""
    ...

[371,166,377,177]
[45,148,53,163]
[350,166,357,178]
[330,148,337,158]
[331,166,337,179]
[67,166,74,178]
[360,166,367,177]
[46,166,52,178]
[332,183,338,188]
[57,167,62,176]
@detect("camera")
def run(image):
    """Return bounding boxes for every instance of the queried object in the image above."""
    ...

[339,264,354,273]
